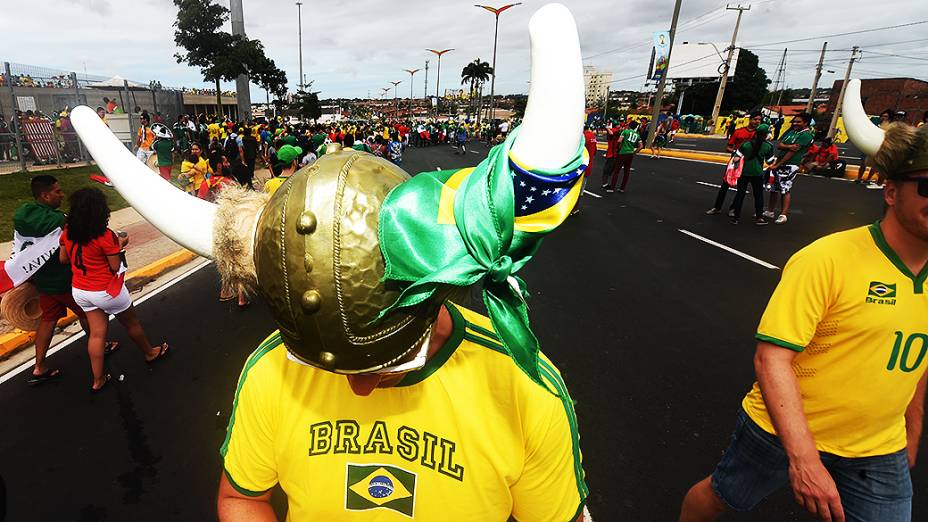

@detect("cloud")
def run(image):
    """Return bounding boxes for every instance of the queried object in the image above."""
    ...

[4,0,927,99]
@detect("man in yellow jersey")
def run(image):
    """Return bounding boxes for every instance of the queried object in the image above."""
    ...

[262,144,301,196]
[680,92,928,522]
[210,6,589,521]
[68,6,590,521]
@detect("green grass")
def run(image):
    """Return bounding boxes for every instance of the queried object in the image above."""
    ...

[0,165,130,242]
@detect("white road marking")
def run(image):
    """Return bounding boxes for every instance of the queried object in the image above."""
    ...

[583,190,603,198]
[470,150,480,154]
[671,144,700,148]
[0,260,212,386]
[678,229,780,270]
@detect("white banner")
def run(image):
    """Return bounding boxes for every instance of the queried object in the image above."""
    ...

[0,228,63,293]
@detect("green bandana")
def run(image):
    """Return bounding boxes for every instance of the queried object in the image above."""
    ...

[377,128,586,389]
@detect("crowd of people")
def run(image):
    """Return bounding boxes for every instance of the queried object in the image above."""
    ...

[0,74,76,89]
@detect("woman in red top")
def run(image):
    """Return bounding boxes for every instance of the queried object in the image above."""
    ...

[59,188,169,392]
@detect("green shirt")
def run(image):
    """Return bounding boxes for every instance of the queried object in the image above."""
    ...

[618,129,642,155]
[153,138,174,166]
[737,141,775,177]
[777,128,814,166]
[12,202,71,294]
[282,134,298,147]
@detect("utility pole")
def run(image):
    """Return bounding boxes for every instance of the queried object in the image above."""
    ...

[828,46,861,138]
[424,60,429,104]
[771,48,788,115]
[806,41,828,114]
[296,2,304,91]
[646,0,682,148]
[603,85,610,125]
[230,0,251,121]
[708,4,750,130]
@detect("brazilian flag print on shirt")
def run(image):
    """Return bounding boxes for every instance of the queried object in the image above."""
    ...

[220,303,587,521]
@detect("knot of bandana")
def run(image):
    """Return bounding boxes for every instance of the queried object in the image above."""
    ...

[487,255,513,285]
[376,126,586,389]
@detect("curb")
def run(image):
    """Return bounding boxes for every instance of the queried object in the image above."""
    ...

[595,142,729,164]
[0,249,201,359]
[594,142,859,179]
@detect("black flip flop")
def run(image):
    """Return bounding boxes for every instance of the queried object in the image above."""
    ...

[28,368,61,386]
[146,343,170,365]
[104,341,120,356]
[91,373,112,393]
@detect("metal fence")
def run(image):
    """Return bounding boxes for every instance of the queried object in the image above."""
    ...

[0,61,189,175]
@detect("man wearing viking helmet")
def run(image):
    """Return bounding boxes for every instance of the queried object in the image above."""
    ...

[71,4,591,521]
[680,79,928,522]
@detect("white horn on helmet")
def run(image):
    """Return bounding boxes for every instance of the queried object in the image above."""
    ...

[510,3,585,170]
[70,105,216,258]
[842,79,885,157]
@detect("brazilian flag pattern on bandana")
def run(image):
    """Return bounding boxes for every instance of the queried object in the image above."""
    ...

[345,463,417,516]
[377,127,588,390]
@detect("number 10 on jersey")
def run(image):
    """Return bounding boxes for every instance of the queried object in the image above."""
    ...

[887,331,928,372]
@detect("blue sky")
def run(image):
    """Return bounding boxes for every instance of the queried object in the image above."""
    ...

[3,0,927,99]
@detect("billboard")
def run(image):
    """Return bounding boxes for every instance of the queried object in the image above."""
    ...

[665,42,739,80]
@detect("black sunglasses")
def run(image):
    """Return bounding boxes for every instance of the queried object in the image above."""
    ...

[894,176,928,197]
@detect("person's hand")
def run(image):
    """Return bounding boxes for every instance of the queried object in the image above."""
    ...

[789,144,801,151]
[117,231,130,249]
[908,443,918,469]
[788,458,844,522]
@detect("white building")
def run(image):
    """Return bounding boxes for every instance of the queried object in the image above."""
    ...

[584,65,613,107]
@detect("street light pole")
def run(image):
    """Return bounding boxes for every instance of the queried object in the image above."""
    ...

[391,81,402,119]
[426,49,453,117]
[296,2,304,91]
[709,4,750,128]
[475,3,521,123]
[404,69,420,119]
[828,46,861,138]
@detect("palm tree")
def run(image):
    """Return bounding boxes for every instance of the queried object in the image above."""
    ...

[461,59,492,123]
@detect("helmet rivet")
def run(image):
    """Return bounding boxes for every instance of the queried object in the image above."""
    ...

[296,211,317,234]
[319,351,336,367]
[300,290,322,313]
[303,253,314,273]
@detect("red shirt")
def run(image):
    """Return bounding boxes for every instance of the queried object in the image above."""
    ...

[808,144,838,164]
[583,130,598,176]
[604,128,622,158]
[60,228,122,291]
[727,127,755,151]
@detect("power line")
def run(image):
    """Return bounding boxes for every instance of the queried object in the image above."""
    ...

[864,50,928,62]
[743,20,928,47]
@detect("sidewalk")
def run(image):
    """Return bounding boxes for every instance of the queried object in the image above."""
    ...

[0,166,274,358]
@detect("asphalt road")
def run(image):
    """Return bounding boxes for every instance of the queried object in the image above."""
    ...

[0,142,918,522]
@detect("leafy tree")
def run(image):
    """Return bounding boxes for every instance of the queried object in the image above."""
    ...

[290,89,322,121]
[461,59,492,122]
[676,49,770,116]
[173,0,287,120]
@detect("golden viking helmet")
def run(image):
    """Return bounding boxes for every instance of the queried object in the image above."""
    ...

[69,3,585,374]
[252,151,440,372]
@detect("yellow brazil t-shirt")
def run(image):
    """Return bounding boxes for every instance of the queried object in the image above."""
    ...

[180,157,212,193]
[263,175,290,196]
[221,303,588,521]
[743,222,928,457]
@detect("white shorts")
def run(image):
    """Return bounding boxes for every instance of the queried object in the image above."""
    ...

[72,285,133,315]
